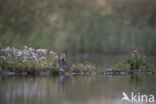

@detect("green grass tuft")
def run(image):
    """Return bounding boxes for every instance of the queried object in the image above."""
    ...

[111,50,152,72]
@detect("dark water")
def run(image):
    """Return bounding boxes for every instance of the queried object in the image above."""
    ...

[0,55,156,104]
[68,54,156,68]
[0,75,156,104]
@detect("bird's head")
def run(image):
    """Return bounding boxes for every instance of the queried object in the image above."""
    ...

[60,53,66,60]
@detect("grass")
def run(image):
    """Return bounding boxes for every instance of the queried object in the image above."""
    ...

[72,62,102,74]
[0,46,103,75]
[1,18,156,54]
[111,50,155,72]
[0,47,155,75]
[0,1,156,54]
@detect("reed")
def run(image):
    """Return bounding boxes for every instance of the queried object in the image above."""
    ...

[0,0,156,54]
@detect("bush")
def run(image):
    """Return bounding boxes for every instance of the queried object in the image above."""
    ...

[0,46,59,73]
[112,50,149,71]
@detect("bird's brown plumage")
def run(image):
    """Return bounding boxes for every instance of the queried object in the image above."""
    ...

[58,53,72,72]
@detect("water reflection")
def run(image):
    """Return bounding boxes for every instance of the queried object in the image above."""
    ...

[59,75,71,95]
[129,75,143,85]
[0,76,49,104]
[0,75,155,104]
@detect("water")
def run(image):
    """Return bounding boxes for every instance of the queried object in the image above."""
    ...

[68,54,156,68]
[0,75,156,104]
[0,55,156,104]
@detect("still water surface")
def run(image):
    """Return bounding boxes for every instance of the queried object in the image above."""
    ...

[0,55,156,104]
[68,54,156,68]
[0,75,156,104]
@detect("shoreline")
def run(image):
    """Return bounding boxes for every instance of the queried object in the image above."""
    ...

[1,70,156,76]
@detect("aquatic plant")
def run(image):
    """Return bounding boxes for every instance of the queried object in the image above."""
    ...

[72,62,102,74]
[0,46,59,73]
[0,47,155,75]
[0,46,103,75]
[111,50,149,72]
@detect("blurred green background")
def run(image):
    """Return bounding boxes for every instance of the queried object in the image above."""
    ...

[0,0,156,54]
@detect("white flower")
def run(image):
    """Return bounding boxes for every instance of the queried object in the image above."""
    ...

[41,62,47,67]
[1,47,11,54]
[31,52,36,56]
[43,62,47,65]
[23,59,27,63]
[32,55,37,59]
[0,47,59,68]
[39,57,46,61]
[6,47,11,51]
[49,51,58,60]
[29,47,35,52]
[24,46,28,49]
[49,51,55,55]
[23,56,28,60]
[0,56,6,59]
[37,49,41,52]
[11,48,16,53]
[23,49,29,56]
[7,54,11,58]
[17,50,22,56]
[37,49,48,55]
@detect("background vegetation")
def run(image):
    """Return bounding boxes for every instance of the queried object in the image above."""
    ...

[0,0,156,54]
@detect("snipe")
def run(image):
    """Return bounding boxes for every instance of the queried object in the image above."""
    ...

[58,53,72,72]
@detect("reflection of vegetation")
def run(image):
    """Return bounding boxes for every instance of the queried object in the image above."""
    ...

[128,75,143,85]
[111,50,153,72]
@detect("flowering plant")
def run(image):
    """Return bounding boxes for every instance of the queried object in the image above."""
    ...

[0,46,59,73]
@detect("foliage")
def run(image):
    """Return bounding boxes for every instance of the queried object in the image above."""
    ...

[0,0,156,53]
[0,46,60,73]
[0,46,103,74]
[72,62,102,73]
[111,51,149,71]
[0,47,155,75]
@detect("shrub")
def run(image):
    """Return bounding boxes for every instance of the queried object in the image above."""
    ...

[0,46,59,73]
[112,50,149,71]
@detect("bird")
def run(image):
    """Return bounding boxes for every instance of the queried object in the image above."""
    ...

[58,53,72,72]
